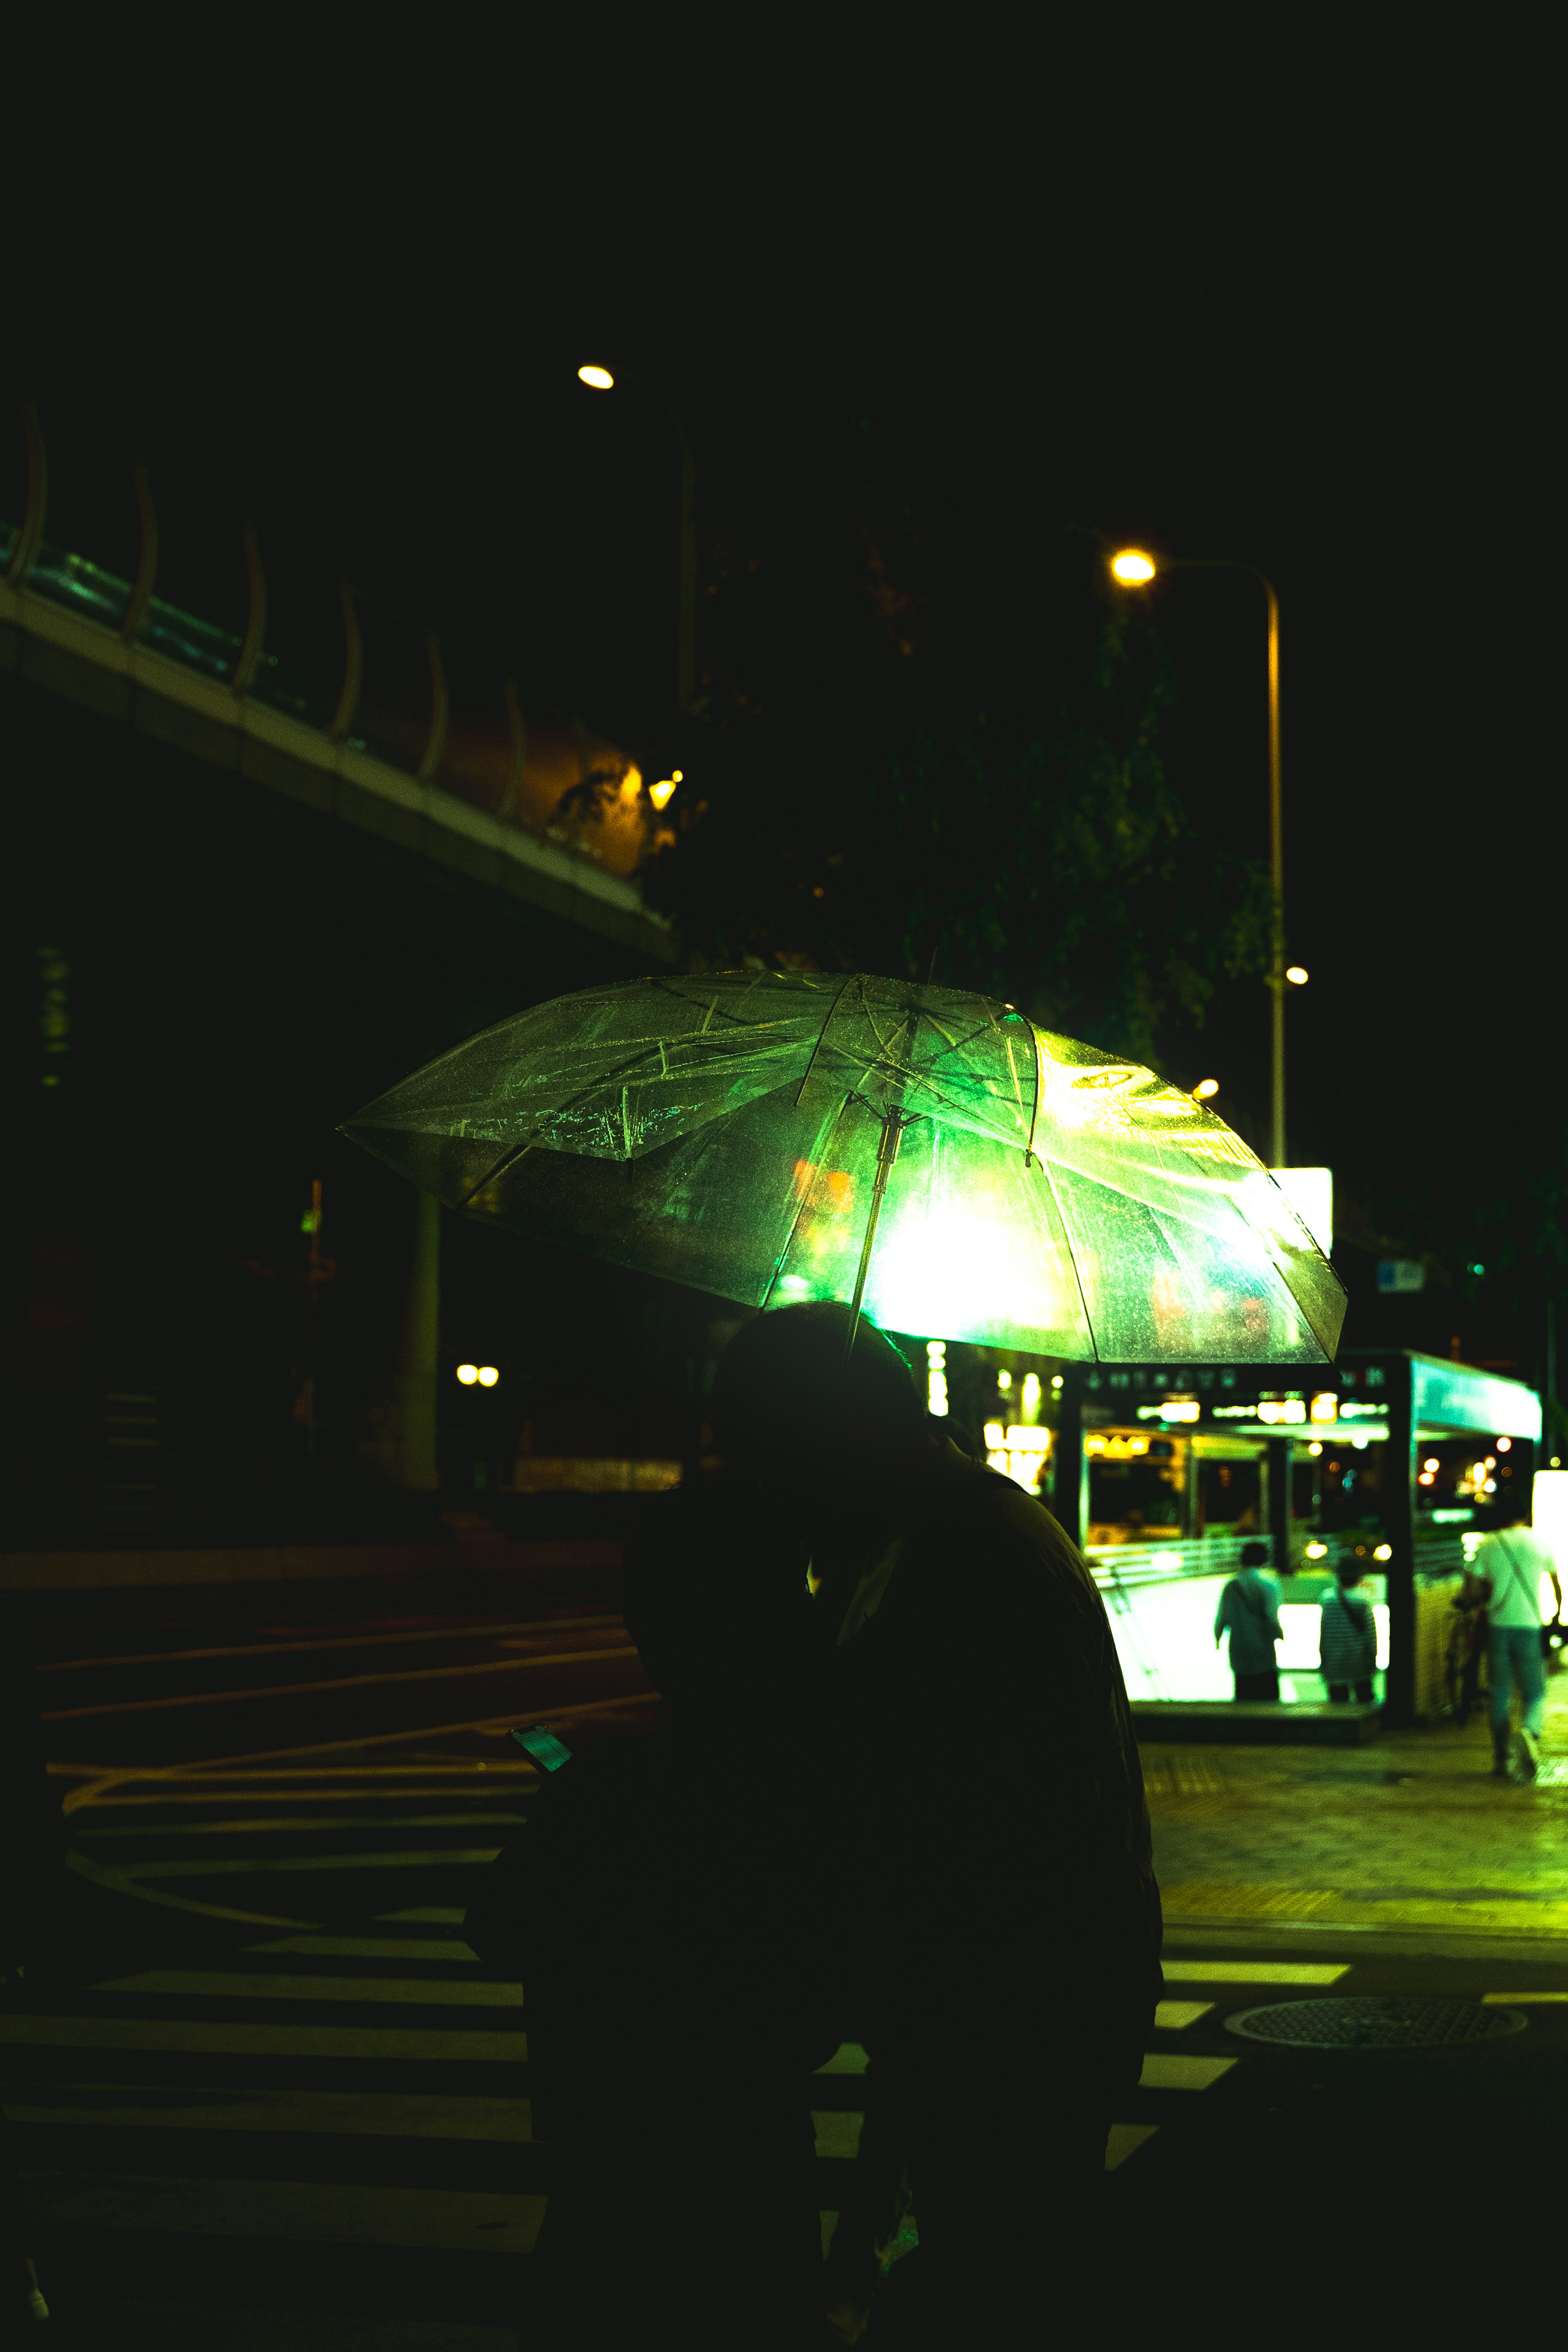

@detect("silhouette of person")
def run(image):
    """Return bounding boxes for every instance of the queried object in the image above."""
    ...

[710,1304,1163,2342]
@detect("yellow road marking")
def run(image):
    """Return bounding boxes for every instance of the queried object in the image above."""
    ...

[813,2110,862,2158]
[1138,2053,1236,2090]
[18,2171,545,2253]
[1162,1960,1350,1986]
[1106,2124,1159,2169]
[40,1615,624,1675]
[1163,1884,1336,1922]
[56,1763,537,1787]
[94,1970,522,2010]
[51,1698,655,1816]
[1,2085,530,2140]
[247,1936,480,1963]
[63,1849,316,1933]
[0,2016,524,2062]
[78,1817,525,1840]
[1154,2000,1213,2029]
[44,1646,641,1723]
[67,1785,531,1809]
[86,1849,502,1879]
[130,1690,658,1775]
[1482,1991,1568,2003]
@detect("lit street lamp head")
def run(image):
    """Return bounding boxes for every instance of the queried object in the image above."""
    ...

[577,363,615,390]
[1193,1078,1220,1100]
[1110,548,1157,585]
[1286,965,1308,985]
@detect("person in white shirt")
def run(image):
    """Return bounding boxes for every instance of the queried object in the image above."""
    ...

[1464,1494,1561,1780]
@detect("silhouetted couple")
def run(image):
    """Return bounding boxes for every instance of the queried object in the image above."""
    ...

[467,1304,1163,2347]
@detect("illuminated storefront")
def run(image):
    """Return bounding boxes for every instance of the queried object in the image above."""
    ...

[1055,1351,1543,1725]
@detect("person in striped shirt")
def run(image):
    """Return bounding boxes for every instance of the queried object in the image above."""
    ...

[1318,1560,1376,1702]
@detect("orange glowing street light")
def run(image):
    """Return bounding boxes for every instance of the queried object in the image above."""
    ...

[1110,544,1290,1167]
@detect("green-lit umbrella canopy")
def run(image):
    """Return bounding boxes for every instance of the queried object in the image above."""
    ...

[342,970,1345,1362]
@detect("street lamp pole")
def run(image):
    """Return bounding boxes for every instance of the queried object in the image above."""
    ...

[1110,548,1287,1166]
[579,363,697,715]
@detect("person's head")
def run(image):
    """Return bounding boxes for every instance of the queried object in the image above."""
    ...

[1494,1487,1530,1526]
[1336,1559,1365,1588]
[710,1303,928,1527]
[1239,1541,1269,1570]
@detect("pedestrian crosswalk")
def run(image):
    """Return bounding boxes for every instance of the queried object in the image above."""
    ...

[5,1772,1272,2335]
[7,1775,538,2334]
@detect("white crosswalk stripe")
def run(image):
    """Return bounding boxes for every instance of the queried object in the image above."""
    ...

[11,1782,1265,2319]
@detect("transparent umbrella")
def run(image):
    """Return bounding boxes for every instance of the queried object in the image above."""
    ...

[341,969,1344,1361]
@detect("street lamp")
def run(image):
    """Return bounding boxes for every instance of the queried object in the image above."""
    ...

[576,361,697,714]
[1110,545,1288,1167]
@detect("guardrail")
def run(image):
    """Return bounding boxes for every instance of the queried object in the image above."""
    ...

[1086,1535,1278,1592]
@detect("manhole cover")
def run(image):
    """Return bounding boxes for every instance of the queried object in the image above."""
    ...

[1225,1996,1526,2049]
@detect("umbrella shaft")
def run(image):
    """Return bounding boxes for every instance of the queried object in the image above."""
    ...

[846,1114,906,1359]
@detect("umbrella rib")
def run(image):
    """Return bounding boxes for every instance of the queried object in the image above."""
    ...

[792,974,859,1107]
[1006,1009,1045,1163]
[758,1093,854,1312]
[1033,1154,1100,1363]
[456,1040,669,1205]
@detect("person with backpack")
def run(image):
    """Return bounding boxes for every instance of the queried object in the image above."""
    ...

[1465,1491,1562,1780]
[1319,1559,1377,1701]
[1214,1539,1283,1699]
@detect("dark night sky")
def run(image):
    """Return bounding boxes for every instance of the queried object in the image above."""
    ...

[10,13,1560,1353]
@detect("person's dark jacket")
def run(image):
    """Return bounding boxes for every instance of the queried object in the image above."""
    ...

[815,1449,1163,2096]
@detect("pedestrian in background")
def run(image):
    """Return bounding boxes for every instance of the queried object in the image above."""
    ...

[1319,1559,1377,1702]
[1215,1539,1283,1699]
[1465,1492,1561,1780]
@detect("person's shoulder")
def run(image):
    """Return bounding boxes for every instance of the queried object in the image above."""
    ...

[918,1463,1100,1597]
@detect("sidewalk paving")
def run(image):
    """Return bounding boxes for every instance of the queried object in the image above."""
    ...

[1147,1675,1568,1953]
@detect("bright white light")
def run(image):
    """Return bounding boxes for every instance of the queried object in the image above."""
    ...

[1309,1441,1323,1457]
[455,1364,479,1385]
[1423,1457,1440,1472]
[1497,1436,1512,1453]
[926,1340,947,1363]
[1310,1393,1337,1423]
[1269,1166,1334,1256]
[1021,1372,1042,1409]
[1004,1426,1050,1452]
[1193,1078,1220,1101]
[1305,1541,1328,1559]
[1373,1543,1392,1561]
[649,777,679,811]
[984,1421,1005,1448]
[1286,966,1309,986]
[1051,1374,1063,1389]
[1110,549,1156,585]
[477,1365,500,1388]
[577,364,615,390]
[997,1370,1013,1391]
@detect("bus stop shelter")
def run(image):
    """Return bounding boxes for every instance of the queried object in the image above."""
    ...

[1055,1350,1543,1729]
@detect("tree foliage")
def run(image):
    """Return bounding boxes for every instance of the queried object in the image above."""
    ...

[643,499,1271,1069]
